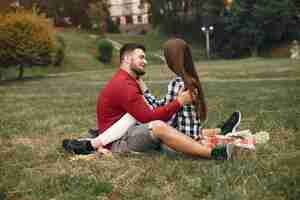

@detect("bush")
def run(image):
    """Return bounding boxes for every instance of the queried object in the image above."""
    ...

[96,39,113,63]
[0,9,57,79]
[53,35,66,66]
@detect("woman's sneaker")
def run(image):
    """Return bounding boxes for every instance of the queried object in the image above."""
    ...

[220,111,241,135]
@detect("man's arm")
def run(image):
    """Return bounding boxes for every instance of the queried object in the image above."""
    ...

[137,79,167,107]
[121,83,192,123]
[142,79,183,108]
[92,113,137,147]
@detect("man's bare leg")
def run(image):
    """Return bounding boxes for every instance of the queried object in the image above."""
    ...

[150,121,212,158]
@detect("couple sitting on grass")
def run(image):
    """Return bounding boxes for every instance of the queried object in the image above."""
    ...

[63,38,242,160]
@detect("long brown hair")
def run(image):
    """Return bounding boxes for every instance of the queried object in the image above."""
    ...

[163,38,207,121]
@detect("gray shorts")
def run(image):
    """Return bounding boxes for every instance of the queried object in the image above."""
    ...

[111,124,161,153]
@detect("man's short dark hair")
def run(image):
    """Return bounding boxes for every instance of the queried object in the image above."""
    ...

[120,43,146,61]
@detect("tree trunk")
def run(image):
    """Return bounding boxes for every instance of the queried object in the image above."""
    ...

[251,46,259,57]
[0,69,3,81]
[18,65,24,79]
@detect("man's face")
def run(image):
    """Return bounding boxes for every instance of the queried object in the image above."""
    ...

[129,48,147,76]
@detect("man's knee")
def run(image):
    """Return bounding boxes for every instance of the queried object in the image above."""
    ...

[148,120,169,137]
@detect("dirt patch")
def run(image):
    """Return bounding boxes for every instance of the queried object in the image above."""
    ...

[13,137,48,148]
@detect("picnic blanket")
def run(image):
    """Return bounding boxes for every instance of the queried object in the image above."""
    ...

[200,130,270,149]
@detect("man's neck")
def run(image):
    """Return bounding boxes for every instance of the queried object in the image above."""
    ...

[120,65,138,79]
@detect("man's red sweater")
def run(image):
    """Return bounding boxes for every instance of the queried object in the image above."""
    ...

[96,69,182,145]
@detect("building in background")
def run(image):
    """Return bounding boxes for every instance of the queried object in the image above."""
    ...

[108,0,151,33]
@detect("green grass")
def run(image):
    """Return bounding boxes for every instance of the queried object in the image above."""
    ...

[141,57,300,83]
[106,30,206,61]
[0,29,300,200]
[0,29,118,80]
[106,30,168,52]
[0,29,173,80]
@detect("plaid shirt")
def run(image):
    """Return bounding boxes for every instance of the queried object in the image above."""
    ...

[144,77,202,139]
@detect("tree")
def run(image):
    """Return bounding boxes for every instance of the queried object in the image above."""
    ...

[201,0,224,26]
[221,0,300,57]
[291,0,300,14]
[142,0,225,43]
[37,0,110,29]
[143,1,200,36]
[0,9,57,79]
[87,0,110,33]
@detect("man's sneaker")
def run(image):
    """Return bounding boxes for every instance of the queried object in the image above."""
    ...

[220,111,241,135]
[62,139,95,155]
[211,144,234,160]
[88,128,100,138]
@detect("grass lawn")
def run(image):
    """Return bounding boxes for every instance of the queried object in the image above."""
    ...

[0,29,116,81]
[0,29,299,200]
[106,31,205,61]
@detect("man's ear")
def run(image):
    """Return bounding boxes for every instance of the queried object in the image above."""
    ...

[123,54,131,64]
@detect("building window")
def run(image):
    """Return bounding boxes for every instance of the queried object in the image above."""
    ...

[125,15,133,24]
[148,15,152,24]
[137,15,142,23]
[116,17,121,25]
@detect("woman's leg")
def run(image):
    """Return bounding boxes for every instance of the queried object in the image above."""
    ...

[149,121,212,158]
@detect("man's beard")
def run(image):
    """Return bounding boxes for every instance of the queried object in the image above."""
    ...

[132,67,145,77]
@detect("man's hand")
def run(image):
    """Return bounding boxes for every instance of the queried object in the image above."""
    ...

[137,78,148,93]
[177,88,193,105]
[96,146,112,156]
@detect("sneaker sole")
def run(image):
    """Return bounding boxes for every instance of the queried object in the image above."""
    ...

[226,144,234,160]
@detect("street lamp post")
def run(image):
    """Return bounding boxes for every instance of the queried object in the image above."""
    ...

[201,26,214,59]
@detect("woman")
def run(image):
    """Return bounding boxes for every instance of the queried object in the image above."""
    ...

[142,38,241,140]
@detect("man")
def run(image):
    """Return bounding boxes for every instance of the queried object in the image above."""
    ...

[63,43,233,160]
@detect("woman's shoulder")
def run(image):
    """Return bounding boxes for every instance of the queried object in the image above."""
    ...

[174,76,183,82]
[167,77,184,93]
[169,76,184,86]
